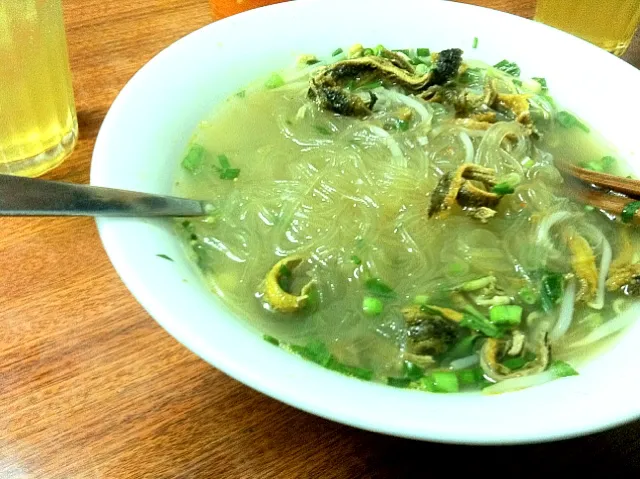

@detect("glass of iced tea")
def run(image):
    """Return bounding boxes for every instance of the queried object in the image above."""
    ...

[209,0,290,20]
[0,0,77,177]
[535,0,640,56]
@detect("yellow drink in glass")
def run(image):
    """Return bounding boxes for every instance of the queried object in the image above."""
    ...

[535,0,640,56]
[0,0,78,177]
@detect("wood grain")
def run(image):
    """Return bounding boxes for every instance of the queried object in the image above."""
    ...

[1,1,639,477]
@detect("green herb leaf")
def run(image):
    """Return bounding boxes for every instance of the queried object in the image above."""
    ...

[621,201,640,223]
[364,278,396,298]
[263,334,280,346]
[264,73,285,89]
[557,111,590,132]
[550,360,579,378]
[417,47,430,57]
[181,144,206,173]
[373,44,386,56]
[472,37,478,49]
[518,287,538,305]
[156,254,174,262]
[541,272,564,312]
[532,77,548,91]
[217,154,231,169]
[445,335,478,360]
[350,255,362,265]
[332,47,344,56]
[362,48,374,56]
[493,59,521,77]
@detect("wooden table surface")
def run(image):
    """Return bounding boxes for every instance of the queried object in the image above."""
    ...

[1,1,639,477]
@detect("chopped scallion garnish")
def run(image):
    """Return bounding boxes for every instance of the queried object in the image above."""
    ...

[431,371,459,393]
[156,254,174,262]
[550,360,579,378]
[332,47,343,57]
[556,111,590,132]
[489,305,523,325]
[492,182,515,195]
[362,296,383,316]
[416,47,430,57]
[472,37,478,49]
[621,201,640,223]
[181,144,206,173]
[263,334,280,346]
[216,154,240,180]
[493,59,521,77]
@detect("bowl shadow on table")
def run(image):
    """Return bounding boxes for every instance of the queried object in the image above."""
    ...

[172,370,640,476]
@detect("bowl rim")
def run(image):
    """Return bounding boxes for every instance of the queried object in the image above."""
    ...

[91,0,640,444]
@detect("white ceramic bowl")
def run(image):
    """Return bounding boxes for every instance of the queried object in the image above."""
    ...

[91,0,640,444]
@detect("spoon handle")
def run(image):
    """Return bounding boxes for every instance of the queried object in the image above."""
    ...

[0,174,209,217]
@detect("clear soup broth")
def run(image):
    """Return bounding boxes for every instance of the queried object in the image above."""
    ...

[174,46,640,394]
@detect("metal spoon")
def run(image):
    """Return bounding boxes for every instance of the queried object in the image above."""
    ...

[0,174,213,217]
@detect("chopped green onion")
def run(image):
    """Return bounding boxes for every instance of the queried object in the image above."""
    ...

[518,287,538,305]
[460,310,503,338]
[358,79,383,91]
[217,154,231,169]
[492,182,515,195]
[550,360,579,378]
[387,377,412,388]
[457,368,477,386]
[582,160,604,172]
[332,47,343,57]
[416,375,437,392]
[364,278,396,298]
[523,158,535,169]
[489,305,523,325]
[263,334,280,346]
[290,340,332,367]
[216,154,240,180]
[219,168,240,180]
[314,124,333,135]
[306,58,320,65]
[472,37,478,49]
[327,358,373,380]
[621,201,640,223]
[393,48,412,56]
[431,371,459,393]
[362,48,374,56]
[181,144,206,173]
[447,261,468,277]
[557,111,589,132]
[493,59,521,77]
[541,272,564,312]
[264,73,285,89]
[362,296,383,316]
[532,77,548,91]
[156,254,174,262]
[373,44,386,56]
[403,360,424,381]
[350,255,362,265]
[416,47,430,57]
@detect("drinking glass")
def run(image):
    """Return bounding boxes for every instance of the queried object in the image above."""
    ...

[535,0,640,56]
[0,0,78,177]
